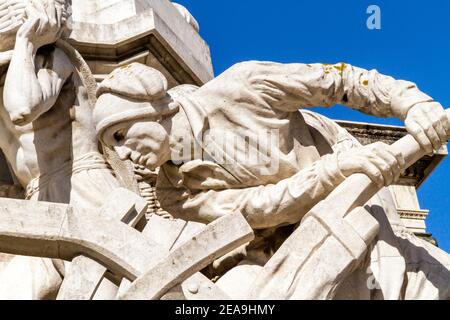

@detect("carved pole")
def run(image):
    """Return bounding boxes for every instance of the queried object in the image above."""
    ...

[250,110,450,300]
[326,111,450,220]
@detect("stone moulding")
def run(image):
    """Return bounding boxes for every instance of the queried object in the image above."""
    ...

[69,0,214,86]
[397,209,429,220]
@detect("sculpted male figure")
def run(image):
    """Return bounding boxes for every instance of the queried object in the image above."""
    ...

[0,0,120,299]
[94,61,450,299]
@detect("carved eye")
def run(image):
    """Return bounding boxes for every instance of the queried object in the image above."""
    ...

[113,130,125,143]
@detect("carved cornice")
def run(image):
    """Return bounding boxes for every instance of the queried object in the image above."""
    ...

[397,209,429,220]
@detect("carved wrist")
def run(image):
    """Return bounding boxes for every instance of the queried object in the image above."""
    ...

[318,152,347,191]
[390,80,433,120]
[14,36,37,55]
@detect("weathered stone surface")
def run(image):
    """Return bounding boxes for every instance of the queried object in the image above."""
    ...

[248,203,378,299]
[57,256,109,300]
[0,196,254,299]
[119,213,254,299]
[182,272,231,300]
[56,188,148,300]
[139,215,229,300]
[0,197,162,279]
[94,58,450,300]
[1,0,449,301]
[70,0,213,85]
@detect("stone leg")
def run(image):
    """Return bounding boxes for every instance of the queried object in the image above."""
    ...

[333,228,450,300]
[92,277,119,300]
[56,188,147,300]
[398,230,450,300]
[248,205,379,300]
[215,262,263,300]
[0,256,62,300]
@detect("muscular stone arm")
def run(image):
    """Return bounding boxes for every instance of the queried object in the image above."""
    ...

[157,155,345,230]
[160,62,414,229]
[3,36,72,126]
[223,61,433,119]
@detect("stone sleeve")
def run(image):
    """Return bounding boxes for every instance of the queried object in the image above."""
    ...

[231,61,433,119]
[156,155,346,230]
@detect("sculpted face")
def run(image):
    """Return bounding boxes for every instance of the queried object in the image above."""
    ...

[103,119,171,171]
[53,0,72,38]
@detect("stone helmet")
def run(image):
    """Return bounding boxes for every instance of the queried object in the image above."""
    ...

[93,63,179,144]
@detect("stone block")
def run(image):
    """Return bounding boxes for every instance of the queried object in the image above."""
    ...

[70,0,214,85]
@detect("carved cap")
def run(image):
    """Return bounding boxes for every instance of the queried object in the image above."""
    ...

[94,63,178,143]
[96,62,168,101]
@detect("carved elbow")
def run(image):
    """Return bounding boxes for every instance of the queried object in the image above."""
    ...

[7,104,42,126]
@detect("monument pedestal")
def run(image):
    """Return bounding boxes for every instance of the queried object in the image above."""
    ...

[70,0,214,86]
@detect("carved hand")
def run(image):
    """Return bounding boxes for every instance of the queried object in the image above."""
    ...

[404,101,450,155]
[336,142,405,188]
[17,0,64,49]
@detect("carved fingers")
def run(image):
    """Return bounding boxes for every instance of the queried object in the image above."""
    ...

[405,101,450,155]
[18,0,63,48]
[337,142,405,188]
[0,0,27,32]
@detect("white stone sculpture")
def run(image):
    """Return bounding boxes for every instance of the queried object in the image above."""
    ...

[0,0,449,301]
[0,0,245,301]
[0,0,124,299]
[0,189,254,300]
[172,2,199,32]
[93,62,450,300]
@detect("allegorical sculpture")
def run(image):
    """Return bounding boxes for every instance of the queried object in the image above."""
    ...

[0,0,124,299]
[0,0,250,301]
[93,61,450,299]
[0,0,448,300]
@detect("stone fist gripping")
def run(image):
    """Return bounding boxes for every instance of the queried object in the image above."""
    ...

[337,99,450,188]
[405,101,450,155]
[4,0,73,125]
[336,142,405,188]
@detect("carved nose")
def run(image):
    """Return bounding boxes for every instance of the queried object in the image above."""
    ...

[114,146,131,161]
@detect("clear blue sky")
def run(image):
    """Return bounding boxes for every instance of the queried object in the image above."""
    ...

[177,0,450,252]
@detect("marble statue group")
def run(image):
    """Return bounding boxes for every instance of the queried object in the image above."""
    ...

[0,0,449,300]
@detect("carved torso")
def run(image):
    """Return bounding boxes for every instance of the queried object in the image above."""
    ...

[0,53,99,188]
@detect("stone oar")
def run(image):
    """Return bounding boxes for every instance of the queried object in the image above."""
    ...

[0,197,254,298]
[119,212,254,300]
[56,188,148,300]
[57,189,230,300]
[116,215,233,300]
[0,197,164,281]
[249,110,450,300]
